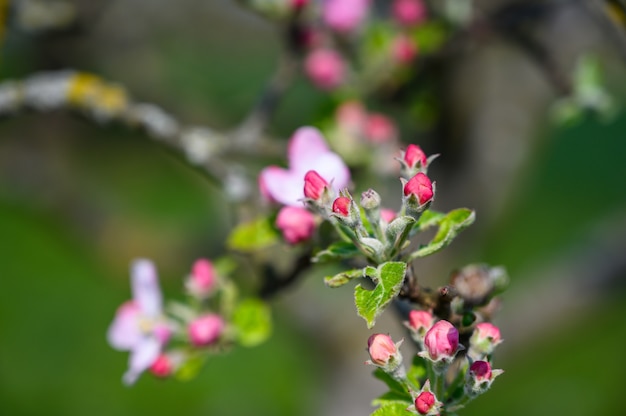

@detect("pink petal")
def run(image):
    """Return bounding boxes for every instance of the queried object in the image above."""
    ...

[259,166,307,206]
[131,259,163,318]
[107,301,143,351]
[123,337,161,385]
[288,127,331,173]
[309,152,351,192]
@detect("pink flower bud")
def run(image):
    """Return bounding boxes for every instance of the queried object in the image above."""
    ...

[423,320,459,361]
[304,49,346,90]
[403,172,433,205]
[408,310,433,332]
[150,354,173,378]
[275,206,316,244]
[469,322,502,358]
[290,0,308,10]
[415,390,436,415]
[392,35,417,64]
[380,208,397,223]
[187,258,217,297]
[323,0,369,34]
[365,113,397,143]
[367,333,398,366]
[303,170,329,200]
[188,314,224,347]
[392,0,427,27]
[332,196,351,216]
[474,322,501,343]
[404,144,428,169]
[469,360,492,381]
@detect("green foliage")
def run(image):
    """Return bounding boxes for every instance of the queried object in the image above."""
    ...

[175,353,207,381]
[312,241,361,263]
[354,262,407,328]
[324,268,365,288]
[370,402,411,416]
[227,216,280,252]
[407,208,475,260]
[232,298,272,347]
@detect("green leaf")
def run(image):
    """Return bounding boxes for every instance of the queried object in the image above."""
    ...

[232,298,272,347]
[413,209,445,232]
[355,262,407,328]
[407,355,427,390]
[370,402,411,416]
[324,268,364,288]
[372,391,413,408]
[226,216,279,252]
[373,368,411,398]
[411,21,448,54]
[408,209,475,260]
[312,241,361,263]
[175,353,207,381]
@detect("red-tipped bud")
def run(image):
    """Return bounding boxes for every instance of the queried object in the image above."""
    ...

[188,314,224,347]
[422,320,459,361]
[470,360,492,381]
[304,170,329,200]
[367,333,398,366]
[404,144,428,169]
[276,206,316,244]
[403,172,433,204]
[466,359,503,396]
[150,354,173,378]
[332,196,351,216]
[187,258,217,297]
[415,391,436,415]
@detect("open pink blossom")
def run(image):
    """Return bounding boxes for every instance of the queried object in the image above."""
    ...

[107,259,171,385]
[259,127,350,206]
[323,0,370,34]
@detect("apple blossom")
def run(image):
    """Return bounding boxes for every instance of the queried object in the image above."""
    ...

[259,126,350,206]
[107,259,172,385]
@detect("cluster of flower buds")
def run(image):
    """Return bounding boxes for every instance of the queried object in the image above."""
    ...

[107,258,229,384]
[367,315,503,413]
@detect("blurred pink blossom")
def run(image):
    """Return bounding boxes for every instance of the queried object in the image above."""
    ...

[323,0,370,34]
[392,0,427,26]
[107,259,171,385]
[275,206,316,244]
[304,48,346,90]
[259,127,350,206]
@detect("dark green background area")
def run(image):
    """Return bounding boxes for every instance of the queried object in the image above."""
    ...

[1,2,626,415]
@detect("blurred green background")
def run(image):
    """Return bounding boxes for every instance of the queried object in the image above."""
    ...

[1,1,626,415]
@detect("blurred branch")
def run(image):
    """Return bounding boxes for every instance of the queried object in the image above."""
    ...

[0,70,261,201]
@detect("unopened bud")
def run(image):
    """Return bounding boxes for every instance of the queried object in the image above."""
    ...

[403,172,433,204]
[150,354,173,378]
[392,0,427,27]
[408,380,443,415]
[304,170,329,201]
[466,360,503,397]
[188,314,224,347]
[419,320,460,370]
[304,49,346,90]
[469,322,502,360]
[415,391,436,415]
[186,258,217,298]
[366,334,404,376]
[332,196,351,216]
[404,144,427,170]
